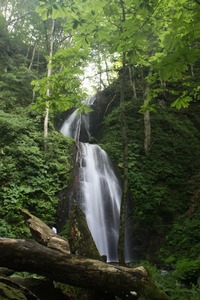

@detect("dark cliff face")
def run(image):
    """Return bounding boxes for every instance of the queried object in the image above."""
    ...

[89,91,120,139]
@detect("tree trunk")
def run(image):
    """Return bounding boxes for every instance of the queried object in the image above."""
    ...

[118,0,129,266]
[144,109,151,155]
[29,42,37,70]
[105,59,111,85]
[118,63,129,266]
[44,101,50,141]
[19,208,70,254]
[0,238,170,300]
[97,50,103,91]
[44,18,55,140]
[144,73,151,155]
[128,65,137,99]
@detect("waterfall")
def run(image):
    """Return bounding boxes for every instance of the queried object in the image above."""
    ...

[60,96,130,262]
[60,110,81,141]
[78,143,121,262]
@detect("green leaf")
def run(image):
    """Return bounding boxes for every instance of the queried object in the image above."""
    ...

[72,19,80,29]
[40,10,48,20]
[52,7,60,19]
[171,95,192,110]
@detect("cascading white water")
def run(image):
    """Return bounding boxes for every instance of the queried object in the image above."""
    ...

[60,96,96,142]
[78,143,121,262]
[60,96,124,262]
[60,110,81,141]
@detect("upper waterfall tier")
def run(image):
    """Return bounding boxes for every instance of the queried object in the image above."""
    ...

[60,96,96,143]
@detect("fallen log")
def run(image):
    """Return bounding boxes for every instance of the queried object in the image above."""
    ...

[0,238,170,300]
[19,209,70,254]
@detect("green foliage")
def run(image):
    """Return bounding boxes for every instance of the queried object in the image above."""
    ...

[0,109,74,237]
[171,93,192,110]
[159,215,200,262]
[36,0,68,20]
[0,110,31,141]
[0,67,37,111]
[135,261,200,300]
[174,258,200,285]
[99,106,123,163]
[0,11,44,113]
[31,46,87,114]
[0,13,11,69]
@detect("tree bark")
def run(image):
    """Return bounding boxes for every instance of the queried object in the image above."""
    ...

[144,73,151,155]
[44,18,55,141]
[0,238,169,300]
[144,109,151,155]
[19,208,70,254]
[128,65,137,99]
[118,63,129,266]
[118,0,129,266]
[29,42,37,70]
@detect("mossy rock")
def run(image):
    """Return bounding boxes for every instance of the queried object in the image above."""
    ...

[68,201,102,260]
[0,282,27,300]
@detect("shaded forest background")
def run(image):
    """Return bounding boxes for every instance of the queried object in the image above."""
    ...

[0,0,200,299]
